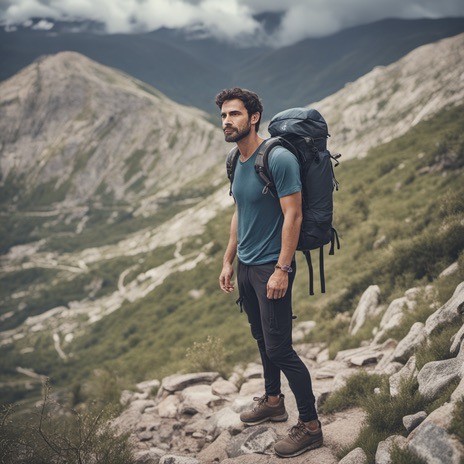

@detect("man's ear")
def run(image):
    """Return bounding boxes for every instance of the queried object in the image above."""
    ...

[251,112,260,125]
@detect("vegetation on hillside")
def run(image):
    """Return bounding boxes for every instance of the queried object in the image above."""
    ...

[1,104,463,409]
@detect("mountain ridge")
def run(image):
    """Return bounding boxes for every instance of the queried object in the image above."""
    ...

[2,17,464,114]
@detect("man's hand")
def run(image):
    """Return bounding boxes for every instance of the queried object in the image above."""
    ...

[219,263,235,293]
[267,269,288,299]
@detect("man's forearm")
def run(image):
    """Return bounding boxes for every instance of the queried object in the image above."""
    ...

[278,210,302,266]
[223,211,238,266]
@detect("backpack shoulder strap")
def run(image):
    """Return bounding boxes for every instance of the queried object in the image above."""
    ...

[254,137,283,198]
[226,146,240,197]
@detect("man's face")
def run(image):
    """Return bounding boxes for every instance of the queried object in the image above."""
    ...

[220,99,252,143]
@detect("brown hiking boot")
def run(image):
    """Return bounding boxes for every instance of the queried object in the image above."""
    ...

[239,394,288,425]
[274,419,323,458]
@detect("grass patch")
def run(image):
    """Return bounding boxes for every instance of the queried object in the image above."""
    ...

[320,371,387,414]
[339,375,427,463]
[390,445,427,464]
[185,335,230,378]
[415,318,463,371]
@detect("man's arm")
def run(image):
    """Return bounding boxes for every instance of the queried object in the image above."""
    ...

[219,210,237,293]
[266,191,302,299]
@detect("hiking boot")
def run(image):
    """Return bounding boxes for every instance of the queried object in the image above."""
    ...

[239,394,288,425]
[274,419,323,458]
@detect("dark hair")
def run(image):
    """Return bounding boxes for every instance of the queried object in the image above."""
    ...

[215,87,263,132]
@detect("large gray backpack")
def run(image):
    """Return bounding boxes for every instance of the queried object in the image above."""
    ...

[226,108,340,295]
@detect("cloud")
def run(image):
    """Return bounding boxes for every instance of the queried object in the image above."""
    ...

[1,0,464,45]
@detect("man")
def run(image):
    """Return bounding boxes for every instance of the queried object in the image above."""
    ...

[216,87,323,458]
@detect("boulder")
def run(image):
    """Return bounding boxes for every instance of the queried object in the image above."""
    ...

[349,285,382,335]
[375,360,403,376]
[417,341,464,401]
[157,395,180,418]
[242,363,262,379]
[373,295,416,343]
[316,348,330,364]
[315,360,349,379]
[159,456,200,464]
[226,426,277,457]
[293,320,317,342]
[161,372,219,393]
[230,396,255,414]
[408,422,464,464]
[136,379,161,395]
[211,378,238,396]
[297,342,325,360]
[403,411,427,433]
[425,281,464,336]
[339,447,368,464]
[389,355,417,397]
[375,435,407,464]
[439,262,459,278]
[450,323,464,355]
[180,384,221,414]
[210,406,244,437]
[239,378,263,397]
[197,430,231,463]
[417,402,455,430]
[451,377,464,402]
[392,322,426,363]
[134,447,165,464]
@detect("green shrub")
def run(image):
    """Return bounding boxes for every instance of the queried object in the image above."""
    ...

[339,375,427,463]
[185,335,230,378]
[0,381,136,464]
[364,376,426,435]
[321,371,387,414]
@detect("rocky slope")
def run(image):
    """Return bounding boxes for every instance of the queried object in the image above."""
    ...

[111,278,464,464]
[0,51,226,208]
[313,32,464,160]
[0,33,463,411]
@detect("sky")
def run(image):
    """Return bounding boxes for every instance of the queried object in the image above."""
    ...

[1,0,464,45]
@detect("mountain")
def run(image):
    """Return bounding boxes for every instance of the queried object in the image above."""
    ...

[237,17,464,116]
[0,51,226,211]
[0,34,463,407]
[1,18,464,114]
[314,33,464,159]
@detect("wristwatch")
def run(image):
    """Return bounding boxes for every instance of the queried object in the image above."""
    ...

[275,263,293,273]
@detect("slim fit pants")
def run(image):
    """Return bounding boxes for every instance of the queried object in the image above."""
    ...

[237,260,318,422]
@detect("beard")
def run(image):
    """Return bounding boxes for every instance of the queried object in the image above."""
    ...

[224,123,251,143]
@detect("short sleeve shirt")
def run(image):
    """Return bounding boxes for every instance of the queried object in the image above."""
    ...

[231,144,301,265]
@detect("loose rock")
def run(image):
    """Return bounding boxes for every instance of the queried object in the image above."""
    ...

[403,411,427,433]
[226,426,277,457]
[349,285,382,335]
[339,447,368,464]
[375,435,407,464]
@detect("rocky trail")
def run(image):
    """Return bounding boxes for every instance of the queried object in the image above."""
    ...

[111,277,464,464]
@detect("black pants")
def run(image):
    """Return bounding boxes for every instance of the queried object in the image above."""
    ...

[237,260,318,422]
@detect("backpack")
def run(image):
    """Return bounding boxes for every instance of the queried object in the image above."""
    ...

[226,107,340,295]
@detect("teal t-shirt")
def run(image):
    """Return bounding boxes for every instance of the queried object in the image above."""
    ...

[232,144,301,265]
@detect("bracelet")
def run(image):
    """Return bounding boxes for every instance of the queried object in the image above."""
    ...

[275,263,293,273]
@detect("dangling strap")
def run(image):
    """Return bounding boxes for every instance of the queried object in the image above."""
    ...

[329,228,340,255]
[303,250,314,296]
[235,296,243,313]
[319,246,325,293]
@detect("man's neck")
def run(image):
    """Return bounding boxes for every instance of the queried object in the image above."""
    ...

[237,133,264,162]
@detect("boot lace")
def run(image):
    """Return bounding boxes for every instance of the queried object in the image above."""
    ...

[288,420,308,442]
[251,394,268,411]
